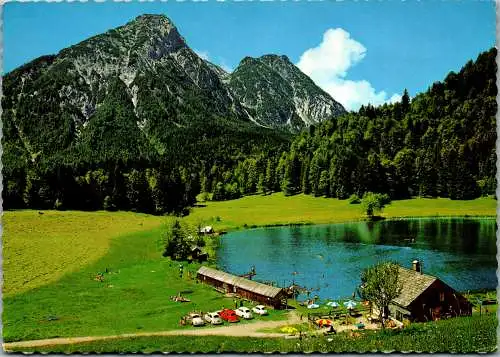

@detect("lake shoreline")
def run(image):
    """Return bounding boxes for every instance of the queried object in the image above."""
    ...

[209,214,497,234]
[215,216,497,299]
[185,193,497,234]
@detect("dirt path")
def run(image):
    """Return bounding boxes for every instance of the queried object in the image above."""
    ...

[3,312,303,350]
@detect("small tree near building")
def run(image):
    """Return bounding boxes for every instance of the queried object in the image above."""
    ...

[163,219,192,260]
[359,261,403,329]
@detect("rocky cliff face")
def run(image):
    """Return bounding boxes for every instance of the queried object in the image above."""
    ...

[53,14,241,121]
[228,54,346,131]
[3,14,346,161]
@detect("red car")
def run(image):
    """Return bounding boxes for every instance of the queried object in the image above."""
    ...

[219,309,240,323]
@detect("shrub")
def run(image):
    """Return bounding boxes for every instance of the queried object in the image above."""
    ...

[348,194,361,204]
[361,192,391,218]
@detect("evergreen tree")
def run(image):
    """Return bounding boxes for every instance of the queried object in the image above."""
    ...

[163,220,191,260]
[282,152,301,196]
[301,156,311,195]
[401,88,410,116]
[317,170,329,197]
[264,159,275,194]
[125,169,149,212]
[258,173,265,194]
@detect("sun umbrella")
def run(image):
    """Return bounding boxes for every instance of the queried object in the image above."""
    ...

[326,301,339,308]
[344,300,357,309]
[316,319,333,327]
[307,303,320,309]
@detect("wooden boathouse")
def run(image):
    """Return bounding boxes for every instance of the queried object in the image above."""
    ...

[197,266,287,309]
[384,261,472,323]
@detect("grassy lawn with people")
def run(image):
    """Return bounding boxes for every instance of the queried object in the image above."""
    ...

[2,216,285,343]
[6,314,497,353]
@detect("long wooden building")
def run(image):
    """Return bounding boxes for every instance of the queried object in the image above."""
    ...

[197,266,287,309]
[385,261,472,323]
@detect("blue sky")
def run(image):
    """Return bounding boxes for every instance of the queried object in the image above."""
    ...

[4,1,495,110]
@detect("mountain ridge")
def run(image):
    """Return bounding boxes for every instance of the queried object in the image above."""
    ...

[1,13,347,214]
[228,54,345,130]
[4,14,345,138]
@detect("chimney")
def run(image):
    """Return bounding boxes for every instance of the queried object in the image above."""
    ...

[412,260,422,274]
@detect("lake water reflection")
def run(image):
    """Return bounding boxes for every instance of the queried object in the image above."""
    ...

[217,218,497,300]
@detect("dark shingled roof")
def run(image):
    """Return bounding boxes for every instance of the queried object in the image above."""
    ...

[197,266,283,298]
[393,267,438,307]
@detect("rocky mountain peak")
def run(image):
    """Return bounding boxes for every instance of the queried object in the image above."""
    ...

[129,14,186,58]
[260,54,291,64]
[3,12,347,155]
[134,13,174,24]
[238,56,259,67]
[228,53,346,130]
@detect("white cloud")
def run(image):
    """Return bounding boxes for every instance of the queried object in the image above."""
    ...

[297,28,400,111]
[387,93,403,104]
[298,28,366,79]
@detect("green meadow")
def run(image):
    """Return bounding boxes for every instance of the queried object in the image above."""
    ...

[186,193,496,231]
[2,194,496,346]
[3,210,164,296]
[2,214,285,343]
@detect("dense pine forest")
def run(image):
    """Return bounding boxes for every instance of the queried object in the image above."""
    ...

[3,47,496,213]
[202,48,497,201]
[2,98,288,213]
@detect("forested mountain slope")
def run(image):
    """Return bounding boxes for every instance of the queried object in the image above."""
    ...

[2,14,349,213]
[2,14,494,213]
[203,48,497,201]
[1,15,294,213]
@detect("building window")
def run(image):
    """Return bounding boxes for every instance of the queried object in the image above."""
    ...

[440,292,445,302]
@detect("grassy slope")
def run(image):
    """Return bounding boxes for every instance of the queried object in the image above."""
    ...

[3,222,285,343]
[3,195,496,345]
[8,314,497,353]
[2,210,164,296]
[185,193,496,231]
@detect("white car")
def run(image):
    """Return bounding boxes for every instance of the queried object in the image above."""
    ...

[235,306,253,319]
[188,313,205,327]
[204,312,223,325]
[252,305,268,316]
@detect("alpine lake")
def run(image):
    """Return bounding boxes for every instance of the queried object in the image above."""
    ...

[217,218,497,300]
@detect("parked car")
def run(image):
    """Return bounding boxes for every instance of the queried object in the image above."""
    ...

[187,313,205,326]
[252,305,268,316]
[204,312,223,325]
[219,308,240,323]
[235,306,253,319]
